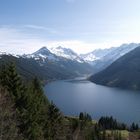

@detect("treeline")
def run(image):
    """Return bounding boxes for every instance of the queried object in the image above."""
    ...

[78,113,124,140]
[78,113,139,140]
[0,63,63,140]
[130,122,139,132]
[79,112,92,122]
[98,116,127,130]
[98,116,139,132]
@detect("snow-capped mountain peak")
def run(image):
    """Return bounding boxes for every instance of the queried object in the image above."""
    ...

[20,43,140,68]
[50,46,77,57]
[80,43,140,64]
[50,46,84,63]
[23,46,58,61]
[80,47,116,62]
[33,46,51,56]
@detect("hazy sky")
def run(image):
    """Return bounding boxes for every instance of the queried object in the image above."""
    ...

[0,0,140,54]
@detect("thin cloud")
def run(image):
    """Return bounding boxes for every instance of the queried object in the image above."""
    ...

[0,26,47,54]
[0,26,140,55]
[24,24,60,34]
[0,26,100,54]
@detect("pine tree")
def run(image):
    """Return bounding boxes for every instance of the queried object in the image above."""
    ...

[0,63,63,140]
[22,78,49,140]
[130,122,135,132]
[46,101,63,140]
[0,62,26,105]
[0,86,23,140]
[79,112,84,120]
[135,124,139,130]
[0,63,47,139]
[0,63,29,138]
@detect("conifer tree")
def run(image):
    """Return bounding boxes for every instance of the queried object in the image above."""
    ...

[0,63,66,140]
[0,87,23,140]
[22,78,49,140]
[0,62,26,105]
[46,101,63,140]
[79,112,84,120]
[0,63,30,138]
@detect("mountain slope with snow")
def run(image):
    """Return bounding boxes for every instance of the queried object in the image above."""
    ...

[23,47,59,62]
[0,43,139,78]
[80,47,116,62]
[81,43,140,73]
[21,46,93,77]
[50,46,84,63]
[90,46,140,90]
[81,43,139,63]
[102,43,140,62]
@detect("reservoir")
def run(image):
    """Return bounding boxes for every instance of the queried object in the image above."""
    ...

[44,78,140,125]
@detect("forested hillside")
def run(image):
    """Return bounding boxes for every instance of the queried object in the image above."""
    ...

[0,63,140,140]
[90,46,140,90]
[0,54,92,83]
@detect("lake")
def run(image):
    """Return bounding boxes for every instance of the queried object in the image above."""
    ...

[44,78,140,125]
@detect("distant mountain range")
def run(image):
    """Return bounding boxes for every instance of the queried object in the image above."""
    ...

[80,43,140,73]
[80,47,116,62]
[0,43,140,82]
[90,46,140,90]
[0,47,93,82]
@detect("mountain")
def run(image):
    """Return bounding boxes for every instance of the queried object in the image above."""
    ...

[89,46,140,90]
[24,44,139,75]
[50,46,84,63]
[80,47,116,62]
[23,47,59,62]
[0,54,84,82]
[0,54,50,81]
[82,43,140,73]
[0,47,93,81]
[24,46,93,75]
[1,43,139,82]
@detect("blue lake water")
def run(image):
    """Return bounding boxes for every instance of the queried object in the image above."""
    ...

[44,78,140,125]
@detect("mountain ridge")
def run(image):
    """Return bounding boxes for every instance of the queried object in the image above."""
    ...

[0,43,140,82]
[89,46,140,90]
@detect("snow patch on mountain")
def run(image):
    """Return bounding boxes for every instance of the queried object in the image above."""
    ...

[80,47,116,62]
[23,47,59,61]
[1,43,139,69]
[50,46,84,63]
[80,43,140,64]
[101,43,140,62]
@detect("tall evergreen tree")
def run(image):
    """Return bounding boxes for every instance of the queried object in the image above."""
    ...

[0,62,26,106]
[0,63,47,139]
[21,78,49,140]
[46,101,63,140]
[0,86,23,140]
[79,112,84,120]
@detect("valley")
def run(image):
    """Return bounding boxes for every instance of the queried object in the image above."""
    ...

[1,44,140,122]
[0,43,139,83]
[1,0,140,139]
[1,43,140,140]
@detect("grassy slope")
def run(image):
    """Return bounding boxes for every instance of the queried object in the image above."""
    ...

[62,116,140,140]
